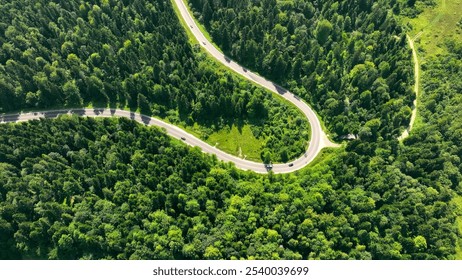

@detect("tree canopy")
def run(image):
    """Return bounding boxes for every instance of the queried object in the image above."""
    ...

[0,0,461,260]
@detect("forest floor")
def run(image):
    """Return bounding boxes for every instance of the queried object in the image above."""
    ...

[404,0,462,259]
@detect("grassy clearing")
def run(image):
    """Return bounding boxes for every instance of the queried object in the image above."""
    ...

[306,146,341,169]
[207,124,263,161]
[406,0,462,60]
[281,147,343,181]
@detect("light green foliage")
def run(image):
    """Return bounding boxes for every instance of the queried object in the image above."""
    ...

[414,236,427,251]
[207,124,262,161]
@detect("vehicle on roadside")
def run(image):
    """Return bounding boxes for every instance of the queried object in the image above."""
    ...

[181,137,186,140]
[288,163,294,167]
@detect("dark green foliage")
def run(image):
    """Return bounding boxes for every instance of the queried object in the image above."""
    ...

[0,0,460,261]
[0,117,214,259]
[0,0,237,118]
[188,0,414,139]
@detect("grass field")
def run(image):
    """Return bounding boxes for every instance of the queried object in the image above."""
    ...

[406,0,462,60]
[206,124,262,161]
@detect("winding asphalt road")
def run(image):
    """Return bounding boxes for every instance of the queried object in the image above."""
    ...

[0,108,284,173]
[1,107,331,173]
[172,0,337,170]
[0,1,337,174]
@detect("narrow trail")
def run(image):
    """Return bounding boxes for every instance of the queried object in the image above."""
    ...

[400,0,449,140]
[399,35,420,141]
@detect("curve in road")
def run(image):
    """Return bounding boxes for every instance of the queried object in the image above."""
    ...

[1,108,323,174]
[0,1,338,174]
[172,0,337,166]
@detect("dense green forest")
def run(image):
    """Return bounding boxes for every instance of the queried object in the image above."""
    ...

[0,0,307,162]
[0,103,460,260]
[188,0,415,139]
[0,0,461,260]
